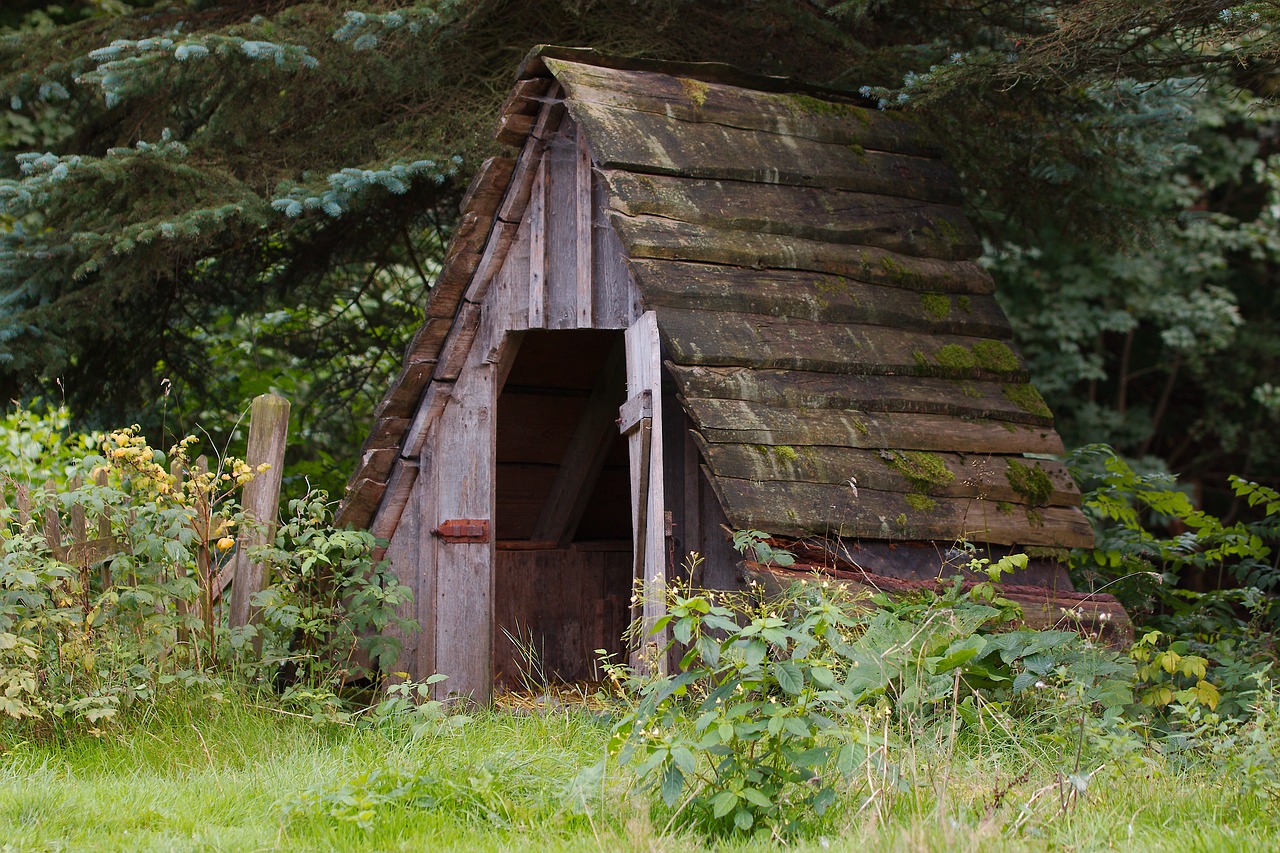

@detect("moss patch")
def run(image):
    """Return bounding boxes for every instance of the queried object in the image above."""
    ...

[787,92,855,117]
[972,340,1019,372]
[1002,383,1052,418]
[905,493,937,513]
[1005,459,1053,507]
[879,255,912,285]
[913,350,929,368]
[956,295,972,313]
[933,344,977,371]
[996,501,1016,515]
[881,450,954,493]
[920,292,952,320]
[896,513,908,528]
[680,77,708,107]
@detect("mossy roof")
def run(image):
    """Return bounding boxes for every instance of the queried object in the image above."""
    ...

[341,46,1092,550]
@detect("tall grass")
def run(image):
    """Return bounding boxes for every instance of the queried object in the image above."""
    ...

[2,689,1277,852]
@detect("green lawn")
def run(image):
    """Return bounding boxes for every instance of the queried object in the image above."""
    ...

[1,696,1276,852]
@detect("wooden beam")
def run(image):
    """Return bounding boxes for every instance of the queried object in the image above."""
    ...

[625,312,668,673]
[228,393,291,634]
[575,128,594,327]
[531,340,625,547]
[617,389,652,436]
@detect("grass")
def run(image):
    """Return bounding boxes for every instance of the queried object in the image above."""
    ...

[2,694,1278,851]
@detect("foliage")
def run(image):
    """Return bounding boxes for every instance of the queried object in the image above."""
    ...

[1068,443,1280,717]
[0,404,410,736]
[607,553,1133,837]
[252,490,415,697]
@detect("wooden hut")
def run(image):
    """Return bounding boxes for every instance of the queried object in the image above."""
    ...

[338,46,1121,701]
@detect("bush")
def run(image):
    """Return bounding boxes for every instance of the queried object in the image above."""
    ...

[607,553,1133,837]
[0,404,410,736]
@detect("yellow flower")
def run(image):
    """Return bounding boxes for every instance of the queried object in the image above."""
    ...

[216,537,235,551]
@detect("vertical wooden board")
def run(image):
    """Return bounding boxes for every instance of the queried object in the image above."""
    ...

[229,393,290,633]
[414,440,438,683]
[543,127,580,329]
[495,211,532,334]
[575,129,594,327]
[528,157,547,329]
[681,423,702,583]
[383,483,421,675]
[592,176,641,328]
[625,311,668,670]
[431,359,496,702]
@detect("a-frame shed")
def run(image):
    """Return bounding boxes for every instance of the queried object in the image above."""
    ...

[339,47,1106,701]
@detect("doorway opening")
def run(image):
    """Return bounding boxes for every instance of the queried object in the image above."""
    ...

[493,329,632,686]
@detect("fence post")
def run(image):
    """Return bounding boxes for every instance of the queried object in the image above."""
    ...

[228,393,290,635]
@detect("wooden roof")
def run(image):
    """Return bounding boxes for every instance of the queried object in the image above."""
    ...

[339,46,1092,551]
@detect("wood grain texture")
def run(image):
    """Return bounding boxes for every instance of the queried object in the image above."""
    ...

[682,397,1065,455]
[602,170,979,261]
[657,308,1028,381]
[713,476,1093,547]
[693,441,1080,507]
[566,98,959,205]
[630,260,1011,338]
[544,58,939,157]
[668,364,1052,426]
[625,312,669,671]
[611,213,992,291]
[228,394,290,633]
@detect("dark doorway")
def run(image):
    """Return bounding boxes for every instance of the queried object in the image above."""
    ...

[492,329,632,687]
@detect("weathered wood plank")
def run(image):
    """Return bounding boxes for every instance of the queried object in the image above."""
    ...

[569,99,960,206]
[375,361,436,419]
[712,476,1094,547]
[430,357,496,702]
[497,88,566,224]
[498,76,553,120]
[360,417,411,452]
[338,477,387,529]
[357,447,398,483]
[229,393,290,634]
[544,58,940,157]
[543,126,580,329]
[369,460,419,541]
[694,441,1080,507]
[592,176,642,328]
[495,111,536,147]
[575,128,594,327]
[658,308,1029,382]
[630,260,1010,338]
[683,398,1065,455]
[528,156,547,328]
[610,213,994,294]
[668,364,1053,426]
[402,380,453,460]
[625,312,669,672]
[602,171,978,261]
[459,156,517,217]
[434,300,483,382]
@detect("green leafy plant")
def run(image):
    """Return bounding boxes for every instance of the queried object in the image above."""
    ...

[607,549,1134,837]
